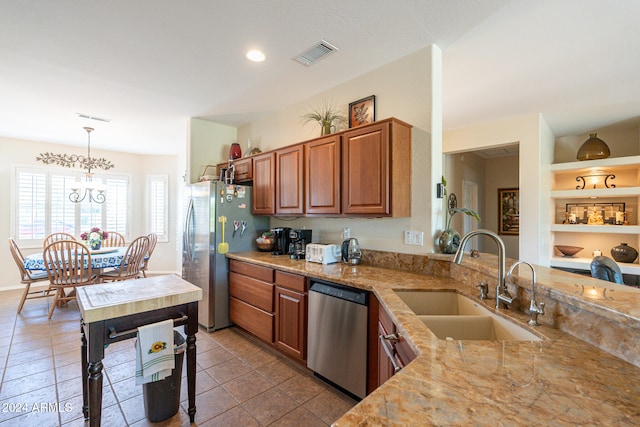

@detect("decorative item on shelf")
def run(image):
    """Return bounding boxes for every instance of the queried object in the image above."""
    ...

[554,245,583,257]
[80,227,108,251]
[37,127,114,204]
[575,172,616,189]
[300,99,347,136]
[565,202,625,225]
[615,211,626,225]
[348,95,376,128]
[611,242,638,263]
[592,249,602,258]
[244,138,252,158]
[437,177,481,254]
[229,142,242,160]
[587,210,605,225]
[576,133,610,161]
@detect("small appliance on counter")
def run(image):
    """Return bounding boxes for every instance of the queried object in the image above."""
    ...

[342,238,362,265]
[306,243,341,264]
[271,227,292,255]
[288,229,312,260]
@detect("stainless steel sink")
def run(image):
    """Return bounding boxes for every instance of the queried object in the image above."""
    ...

[395,291,541,341]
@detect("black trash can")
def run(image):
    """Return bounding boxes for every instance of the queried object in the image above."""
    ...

[142,330,187,422]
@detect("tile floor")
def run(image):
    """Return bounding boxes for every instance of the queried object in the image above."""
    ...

[0,287,357,426]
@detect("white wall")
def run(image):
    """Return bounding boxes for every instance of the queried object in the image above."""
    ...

[188,118,237,184]
[443,113,552,265]
[236,46,442,253]
[0,137,181,291]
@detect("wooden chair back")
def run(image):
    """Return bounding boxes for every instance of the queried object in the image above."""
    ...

[140,233,158,277]
[43,232,76,248]
[103,231,126,247]
[9,237,52,313]
[43,240,95,287]
[100,235,149,282]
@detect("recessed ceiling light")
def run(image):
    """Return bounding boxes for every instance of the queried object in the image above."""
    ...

[246,50,266,62]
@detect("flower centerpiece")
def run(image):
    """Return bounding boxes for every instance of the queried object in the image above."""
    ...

[439,176,480,254]
[80,227,108,251]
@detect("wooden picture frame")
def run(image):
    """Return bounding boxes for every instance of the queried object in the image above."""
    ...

[498,188,519,235]
[348,95,375,128]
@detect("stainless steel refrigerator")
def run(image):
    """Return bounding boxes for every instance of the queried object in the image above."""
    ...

[182,181,269,331]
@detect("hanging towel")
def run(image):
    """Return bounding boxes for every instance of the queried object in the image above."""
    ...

[135,319,175,385]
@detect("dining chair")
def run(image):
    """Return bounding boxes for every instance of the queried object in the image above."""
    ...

[103,231,126,247]
[9,237,53,313]
[139,233,158,277]
[99,235,150,282]
[43,232,76,248]
[43,239,97,319]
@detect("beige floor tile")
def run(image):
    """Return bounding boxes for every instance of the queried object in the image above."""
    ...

[0,370,56,400]
[2,355,53,382]
[237,346,280,369]
[196,346,235,369]
[255,358,299,385]
[242,388,299,425]
[199,405,260,427]
[270,406,328,427]
[184,386,238,424]
[278,373,327,404]
[304,389,357,425]
[205,356,252,384]
[6,346,52,367]
[179,369,218,400]
[222,371,274,403]
[0,384,58,423]
[53,348,82,368]
[120,393,148,425]
[111,376,143,402]
[130,407,193,427]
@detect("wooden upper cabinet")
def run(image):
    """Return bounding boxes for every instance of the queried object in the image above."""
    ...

[341,118,411,217]
[305,135,341,215]
[233,157,253,182]
[252,152,276,215]
[276,144,305,215]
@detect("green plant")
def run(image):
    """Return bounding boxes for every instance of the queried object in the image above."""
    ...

[441,176,480,230]
[300,99,347,128]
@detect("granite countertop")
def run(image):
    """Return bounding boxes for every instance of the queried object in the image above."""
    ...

[227,251,640,426]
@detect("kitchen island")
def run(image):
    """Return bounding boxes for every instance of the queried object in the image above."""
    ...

[226,251,640,426]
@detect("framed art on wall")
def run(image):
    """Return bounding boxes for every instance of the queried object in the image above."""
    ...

[498,188,519,235]
[348,95,375,128]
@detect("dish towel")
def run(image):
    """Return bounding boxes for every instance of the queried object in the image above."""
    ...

[135,319,175,385]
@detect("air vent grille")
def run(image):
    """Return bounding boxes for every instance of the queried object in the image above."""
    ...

[76,113,111,123]
[293,40,338,66]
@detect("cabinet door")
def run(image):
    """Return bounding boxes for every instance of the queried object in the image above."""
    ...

[342,122,390,215]
[377,321,395,386]
[252,152,276,215]
[305,135,341,215]
[233,157,253,182]
[276,145,305,215]
[275,286,306,360]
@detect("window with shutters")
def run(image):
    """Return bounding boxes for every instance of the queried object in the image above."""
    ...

[148,175,168,242]
[13,166,130,247]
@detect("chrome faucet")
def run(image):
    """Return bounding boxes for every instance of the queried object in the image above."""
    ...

[453,229,513,309]
[507,261,545,326]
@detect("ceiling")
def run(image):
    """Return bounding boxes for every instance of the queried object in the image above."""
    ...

[1,0,639,155]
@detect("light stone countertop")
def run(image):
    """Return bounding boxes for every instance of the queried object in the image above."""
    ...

[77,274,202,323]
[227,251,640,426]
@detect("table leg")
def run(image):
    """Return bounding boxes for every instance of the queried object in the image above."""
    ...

[81,323,88,419]
[88,360,103,427]
[186,333,197,422]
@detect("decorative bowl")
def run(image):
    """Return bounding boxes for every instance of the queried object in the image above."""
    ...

[554,245,583,257]
[256,241,274,252]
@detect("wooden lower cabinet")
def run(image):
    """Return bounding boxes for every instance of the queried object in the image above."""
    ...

[368,295,416,393]
[229,297,274,343]
[229,260,307,362]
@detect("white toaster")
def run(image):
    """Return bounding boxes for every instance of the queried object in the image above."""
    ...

[305,243,342,264]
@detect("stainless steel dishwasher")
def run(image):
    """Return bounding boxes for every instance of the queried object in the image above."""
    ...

[307,279,368,399]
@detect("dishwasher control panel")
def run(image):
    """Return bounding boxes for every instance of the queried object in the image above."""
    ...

[309,281,368,305]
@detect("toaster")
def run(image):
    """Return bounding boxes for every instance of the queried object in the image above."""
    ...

[305,243,342,264]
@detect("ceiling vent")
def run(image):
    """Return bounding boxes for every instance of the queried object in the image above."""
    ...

[293,40,338,66]
[76,113,111,123]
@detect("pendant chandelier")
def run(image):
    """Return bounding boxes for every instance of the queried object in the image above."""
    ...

[36,127,115,204]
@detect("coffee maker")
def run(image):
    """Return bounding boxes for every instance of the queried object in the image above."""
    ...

[271,227,292,255]
[289,229,312,260]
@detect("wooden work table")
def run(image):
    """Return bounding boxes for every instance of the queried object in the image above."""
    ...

[76,275,202,427]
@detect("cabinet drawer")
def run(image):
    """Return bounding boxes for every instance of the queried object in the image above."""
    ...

[229,272,274,312]
[230,259,274,282]
[274,270,306,293]
[234,158,253,182]
[230,297,274,343]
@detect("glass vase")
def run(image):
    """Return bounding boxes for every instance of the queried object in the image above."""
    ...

[438,229,461,254]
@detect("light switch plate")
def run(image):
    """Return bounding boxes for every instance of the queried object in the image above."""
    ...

[404,230,424,246]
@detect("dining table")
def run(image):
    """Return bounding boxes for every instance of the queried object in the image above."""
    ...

[23,246,131,271]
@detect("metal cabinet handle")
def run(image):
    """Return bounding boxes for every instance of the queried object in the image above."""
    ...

[379,333,402,373]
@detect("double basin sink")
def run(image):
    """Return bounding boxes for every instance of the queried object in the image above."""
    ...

[395,291,540,341]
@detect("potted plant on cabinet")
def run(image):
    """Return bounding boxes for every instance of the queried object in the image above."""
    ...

[438,176,481,254]
[300,99,347,136]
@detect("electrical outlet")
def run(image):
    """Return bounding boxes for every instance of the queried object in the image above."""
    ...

[404,230,424,246]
